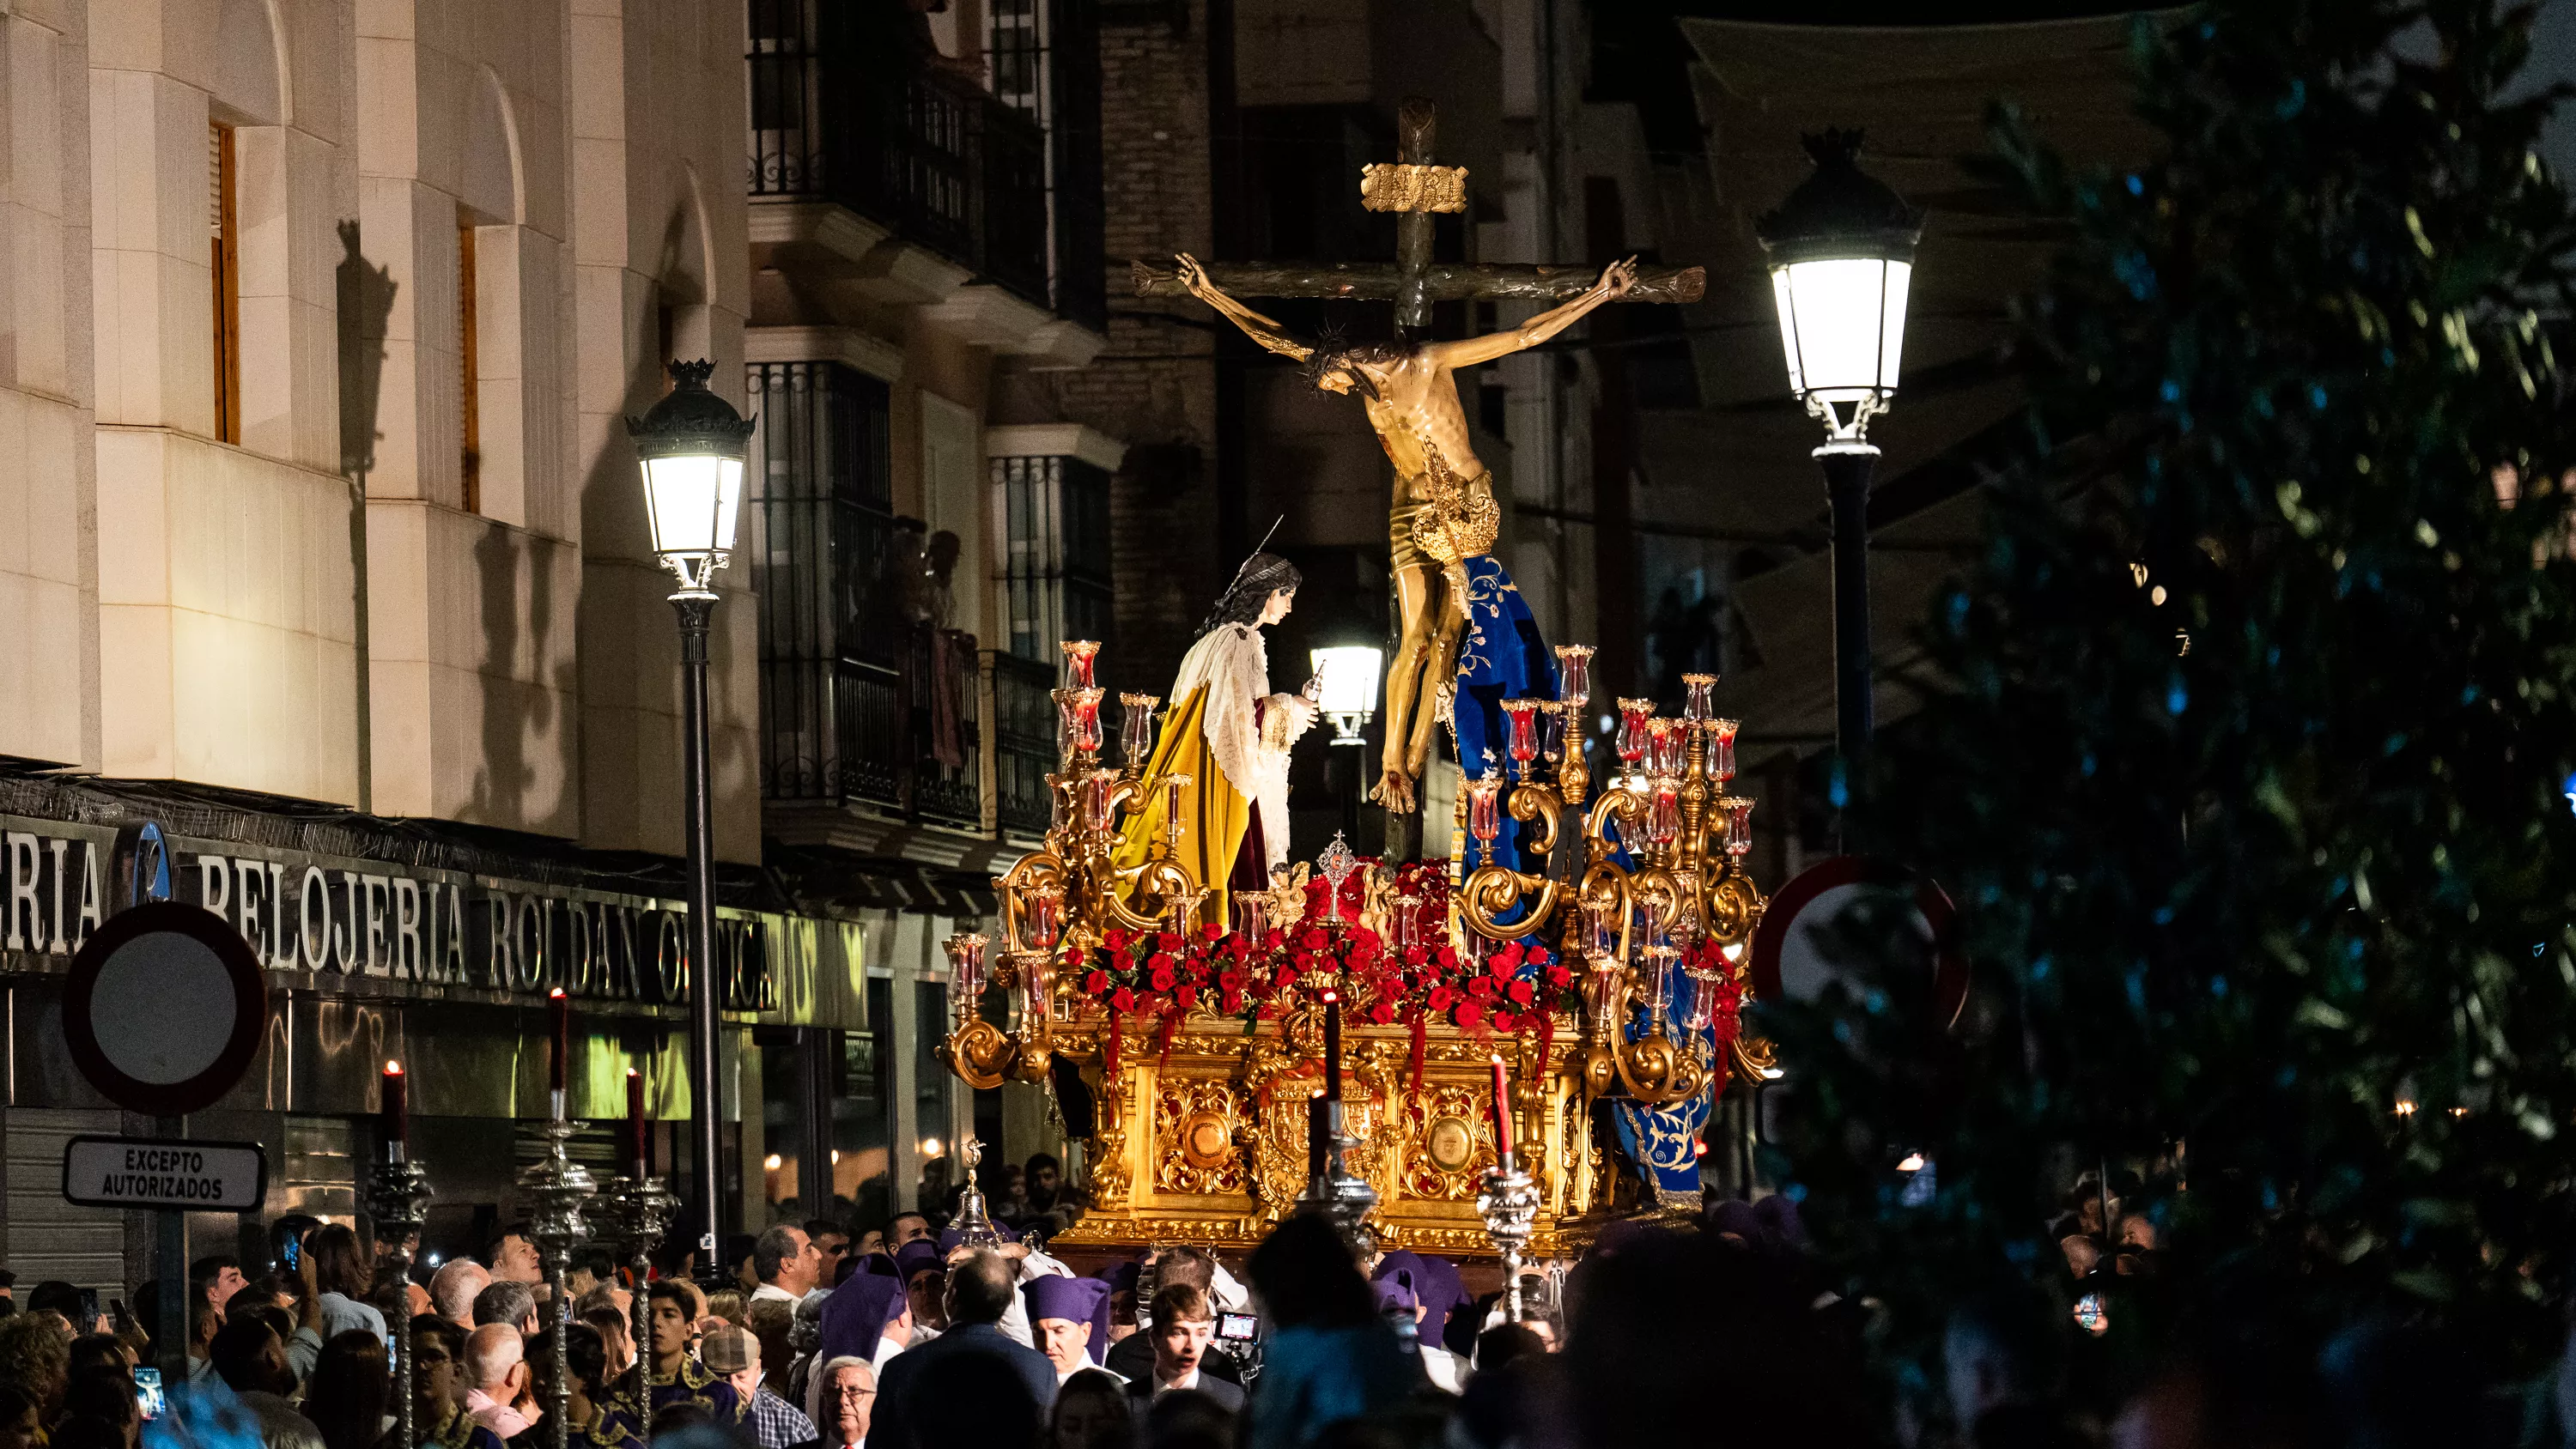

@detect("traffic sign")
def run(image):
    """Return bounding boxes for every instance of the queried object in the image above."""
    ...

[1748,854,1970,1030]
[62,901,269,1116]
[60,1135,266,1212]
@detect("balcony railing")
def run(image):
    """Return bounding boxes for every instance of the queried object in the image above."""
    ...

[765,643,1063,844]
[988,653,1055,839]
[749,5,1053,309]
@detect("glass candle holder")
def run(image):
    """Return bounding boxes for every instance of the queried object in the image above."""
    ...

[1081,768,1118,834]
[1582,897,1619,963]
[1467,777,1504,857]
[1120,693,1160,769]
[1023,886,1065,954]
[1540,703,1565,766]
[1502,700,1543,779]
[1555,645,1595,706]
[1679,966,1720,1031]
[1648,775,1681,846]
[1061,640,1100,690]
[1043,771,1070,834]
[1052,691,1075,762]
[1166,886,1207,937]
[1391,892,1422,952]
[1070,688,1105,754]
[1616,699,1656,770]
[944,932,987,1022]
[1707,718,1740,785]
[1723,797,1756,858]
[1161,772,1193,848]
[1643,945,1678,1028]
[1588,961,1625,1034]
[1021,953,1051,1028]
[1681,672,1716,724]
[1645,718,1683,777]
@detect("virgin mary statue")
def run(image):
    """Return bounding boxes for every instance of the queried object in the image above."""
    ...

[1117,553,1319,927]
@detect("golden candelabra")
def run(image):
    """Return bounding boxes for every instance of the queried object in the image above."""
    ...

[941,640,1772,1256]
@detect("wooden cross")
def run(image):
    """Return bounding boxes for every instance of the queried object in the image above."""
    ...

[1132,97,1704,325]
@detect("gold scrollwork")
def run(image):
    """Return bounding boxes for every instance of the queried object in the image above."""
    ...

[1154,1078,1251,1195]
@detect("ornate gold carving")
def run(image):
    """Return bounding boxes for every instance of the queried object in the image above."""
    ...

[941,1020,1016,1091]
[1154,1078,1250,1194]
[1358,163,1469,214]
[1394,1079,1500,1199]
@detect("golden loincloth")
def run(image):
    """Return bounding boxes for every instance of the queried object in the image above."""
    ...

[1391,464,1498,575]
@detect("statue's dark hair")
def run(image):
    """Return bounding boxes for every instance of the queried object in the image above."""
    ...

[1299,330,1417,399]
[1194,552,1302,640]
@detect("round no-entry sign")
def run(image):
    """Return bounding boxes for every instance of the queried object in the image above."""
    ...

[63,902,268,1116]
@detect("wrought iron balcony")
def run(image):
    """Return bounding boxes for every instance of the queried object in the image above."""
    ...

[749,3,1076,316]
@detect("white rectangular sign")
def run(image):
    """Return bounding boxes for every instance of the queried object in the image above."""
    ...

[60,1136,266,1211]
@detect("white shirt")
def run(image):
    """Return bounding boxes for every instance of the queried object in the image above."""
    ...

[1419,1344,1462,1394]
[1154,1367,1201,1395]
[751,1283,799,1304]
[870,1334,905,1372]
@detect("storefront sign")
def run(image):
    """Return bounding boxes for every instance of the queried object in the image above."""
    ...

[0,814,857,1020]
[61,1135,268,1211]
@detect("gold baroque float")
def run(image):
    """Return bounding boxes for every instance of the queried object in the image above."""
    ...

[937,642,1771,1258]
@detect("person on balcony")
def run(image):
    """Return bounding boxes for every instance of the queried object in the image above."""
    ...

[1115,551,1319,929]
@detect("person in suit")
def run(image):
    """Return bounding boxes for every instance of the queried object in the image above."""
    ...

[867,1252,1055,1449]
[1124,1286,1242,1416]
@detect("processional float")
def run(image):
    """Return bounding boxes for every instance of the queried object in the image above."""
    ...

[937,639,1774,1265]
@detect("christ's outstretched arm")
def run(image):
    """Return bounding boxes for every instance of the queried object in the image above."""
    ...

[1175,253,1315,361]
[1425,258,1638,369]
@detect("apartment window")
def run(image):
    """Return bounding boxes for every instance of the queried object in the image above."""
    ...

[987,0,1044,116]
[459,221,481,512]
[993,453,1111,661]
[209,123,240,444]
[748,362,896,803]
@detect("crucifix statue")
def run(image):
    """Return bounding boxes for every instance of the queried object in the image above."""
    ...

[1135,98,1704,815]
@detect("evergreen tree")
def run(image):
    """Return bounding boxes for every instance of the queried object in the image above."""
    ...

[1760,0,2576,1417]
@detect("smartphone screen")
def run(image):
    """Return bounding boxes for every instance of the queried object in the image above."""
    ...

[135,1367,165,1422]
[282,1235,301,1271]
[1217,1312,1257,1342]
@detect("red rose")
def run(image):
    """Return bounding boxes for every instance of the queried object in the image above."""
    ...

[1546,965,1572,988]
[1467,975,1495,998]
[1369,1001,1395,1025]
[1437,946,1459,969]
[1084,971,1109,995]
[1111,986,1136,1013]
[1495,1010,1520,1033]
[1151,965,1176,992]
[1222,989,1244,1014]
[1155,931,1180,953]
[1455,1001,1484,1029]
[1176,983,1199,1009]
[1301,928,1328,950]
[1489,952,1516,979]
[1429,985,1455,1009]
[1404,945,1428,967]
[1528,945,1552,966]
[1219,971,1245,993]
[1507,978,1534,1006]
[1495,942,1524,970]
[1200,921,1224,942]
[1104,928,1130,952]
[1279,964,1302,989]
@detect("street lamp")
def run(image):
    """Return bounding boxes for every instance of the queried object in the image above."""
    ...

[1310,645,1384,842]
[625,358,754,1275]
[1756,128,1921,767]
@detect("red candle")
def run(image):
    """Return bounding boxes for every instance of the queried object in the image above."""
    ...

[1489,1054,1512,1168]
[380,1061,408,1152]
[625,1068,649,1177]
[549,988,570,1094]
[1322,990,1342,1101]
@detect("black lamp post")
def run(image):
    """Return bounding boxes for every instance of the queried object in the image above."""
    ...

[1756,130,1923,772]
[625,359,755,1273]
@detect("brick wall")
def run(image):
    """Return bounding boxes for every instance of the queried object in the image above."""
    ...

[1045,1,1221,697]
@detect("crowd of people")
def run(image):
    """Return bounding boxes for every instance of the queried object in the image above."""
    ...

[0,1160,2557,1449]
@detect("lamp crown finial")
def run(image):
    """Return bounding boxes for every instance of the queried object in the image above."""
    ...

[668,358,718,390]
[1800,127,1868,171]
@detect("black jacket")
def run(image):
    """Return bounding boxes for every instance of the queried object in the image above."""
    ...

[867,1323,1058,1449]
[1103,1333,1242,1385]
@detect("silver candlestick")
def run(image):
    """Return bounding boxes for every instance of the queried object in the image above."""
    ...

[1475,1162,1540,1323]
[587,1169,679,1410]
[519,1113,598,1449]
[1297,1100,1381,1258]
[364,1154,434,1449]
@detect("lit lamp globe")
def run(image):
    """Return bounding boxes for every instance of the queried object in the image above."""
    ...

[1754,130,1923,444]
[1309,645,1385,744]
[626,360,756,594]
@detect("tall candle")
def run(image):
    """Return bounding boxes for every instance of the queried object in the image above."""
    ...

[549,988,570,1096]
[626,1068,649,1178]
[1489,1054,1513,1169]
[1322,990,1342,1101]
[380,1060,408,1157]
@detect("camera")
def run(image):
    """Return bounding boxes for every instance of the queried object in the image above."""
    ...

[1216,1311,1257,1343]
